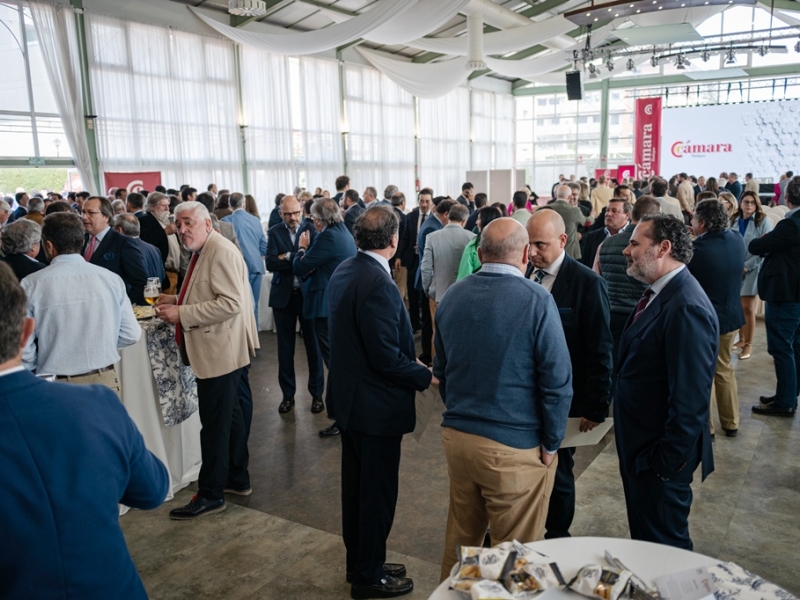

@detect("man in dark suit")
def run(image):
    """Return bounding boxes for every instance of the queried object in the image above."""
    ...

[293,198,357,437]
[0,219,46,281]
[396,189,433,331]
[525,210,613,539]
[126,192,146,217]
[688,200,746,436]
[581,198,630,269]
[137,192,173,264]
[343,189,365,237]
[327,207,433,599]
[0,262,168,599]
[82,197,148,305]
[266,195,324,415]
[456,182,475,213]
[725,172,743,200]
[617,215,718,550]
[749,176,800,417]
[9,191,29,223]
[112,213,167,288]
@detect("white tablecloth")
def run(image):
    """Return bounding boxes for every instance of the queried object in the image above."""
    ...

[117,321,202,507]
[429,537,717,599]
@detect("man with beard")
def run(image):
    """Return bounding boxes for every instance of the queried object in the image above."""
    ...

[616,215,717,550]
[138,192,176,264]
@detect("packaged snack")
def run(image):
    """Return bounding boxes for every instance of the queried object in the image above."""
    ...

[505,561,566,595]
[469,580,514,600]
[478,546,517,581]
[569,564,632,600]
[456,547,484,580]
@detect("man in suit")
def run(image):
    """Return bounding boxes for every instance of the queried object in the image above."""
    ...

[547,185,593,260]
[581,198,630,269]
[266,195,324,415]
[293,198,357,437]
[137,192,174,264]
[725,172,743,200]
[396,189,432,332]
[416,198,455,365]
[343,189,365,237]
[617,215,718,550]
[456,182,475,213]
[112,213,167,288]
[0,262,168,599]
[464,192,488,232]
[525,210,613,539]
[688,200,746,436]
[126,192,146,217]
[82,197,148,305]
[333,175,350,207]
[0,219,46,281]
[651,178,684,219]
[676,173,696,213]
[328,207,433,599]
[9,191,29,223]
[23,197,44,225]
[389,191,408,300]
[222,193,267,326]
[749,176,800,417]
[590,176,613,217]
[420,204,474,318]
[155,202,258,519]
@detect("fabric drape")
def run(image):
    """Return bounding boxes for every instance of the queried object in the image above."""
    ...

[29,1,96,193]
[356,48,469,100]
[418,88,470,198]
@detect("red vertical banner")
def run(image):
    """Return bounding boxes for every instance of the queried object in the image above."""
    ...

[634,98,662,179]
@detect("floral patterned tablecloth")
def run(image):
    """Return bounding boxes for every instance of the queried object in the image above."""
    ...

[140,318,198,427]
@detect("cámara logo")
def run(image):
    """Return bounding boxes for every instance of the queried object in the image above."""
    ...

[671,140,732,158]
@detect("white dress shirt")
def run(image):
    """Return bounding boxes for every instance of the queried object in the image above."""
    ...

[0,365,25,378]
[645,264,686,309]
[530,250,566,292]
[361,250,391,275]
[480,262,524,278]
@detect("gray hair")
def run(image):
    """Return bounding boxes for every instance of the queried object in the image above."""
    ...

[556,185,571,200]
[112,213,141,237]
[0,200,10,214]
[383,185,398,201]
[174,201,211,221]
[1,219,42,255]
[364,186,378,200]
[28,197,45,214]
[310,198,343,226]
[146,192,168,212]
[111,199,126,215]
[448,204,469,223]
[210,214,221,232]
[229,192,245,210]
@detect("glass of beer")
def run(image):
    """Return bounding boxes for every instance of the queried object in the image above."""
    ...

[144,281,159,306]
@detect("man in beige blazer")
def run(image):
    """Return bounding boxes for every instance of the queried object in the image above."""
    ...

[155,201,258,520]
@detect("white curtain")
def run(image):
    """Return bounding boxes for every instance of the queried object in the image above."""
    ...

[189,0,416,56]
[357,48,468,100]
[419,88,470,198]
[86,14,242,192]
[344,64,415,200]
[472,90,515,171]
[29,1,96,192]
[494,93,514,169]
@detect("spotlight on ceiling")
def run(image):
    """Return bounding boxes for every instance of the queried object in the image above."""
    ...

[651,54,659,68]
[627,57,636,70]
[795,39,800,53]
[606,58,615,72]
[228,0,267,16]
[726,48,736,64]
[701,49,711,62]
[675,54,687,70]
[588,63,598,78]
[758,45,769,57]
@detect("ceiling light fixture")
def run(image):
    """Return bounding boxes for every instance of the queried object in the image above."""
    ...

[588,63,599,78]
[675,53,687,69]
[651,54,659,67]
[702,49,710,61]
[228,0,267,17]
[627,57,636,70]
[758,45,769,56]
[726,47,736,63]
[607,58,615,71]
[795,39,800,53]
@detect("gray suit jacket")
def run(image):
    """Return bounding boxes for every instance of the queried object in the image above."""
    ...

[655,197,683,219]
[420,224,475,302]
[544,200,593,260]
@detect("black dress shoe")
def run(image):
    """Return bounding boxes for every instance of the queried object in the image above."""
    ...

[169,494,226,520]
[351,576,413,599]
[311,396,325,413]
[347,564,407,584]
[752,404,796,417]
[722,428,738,437]
[278,397,295,414]
[759,395,777,404]
[319,423,340,437]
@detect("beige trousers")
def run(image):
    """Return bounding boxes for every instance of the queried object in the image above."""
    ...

[440,427,556,581]
[710,331,739,433]
[394,266,408,307]
[56,365,121,398]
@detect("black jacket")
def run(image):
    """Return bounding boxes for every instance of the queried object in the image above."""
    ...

[266,220,316,309]
[580,228,609,269]
[83,229,148,305]
[137,212,169,263]
[750,210,800,303]
[398,208,427,268]
[0,253,46,281]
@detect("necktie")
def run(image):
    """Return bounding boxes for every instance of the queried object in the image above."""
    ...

[84,235,97,262]
[533,269,546,284]
[421,213,428,227]
[632,288,655,323]
[175,253,199,345]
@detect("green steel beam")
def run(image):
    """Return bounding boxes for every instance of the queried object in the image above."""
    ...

[300,0,358,16]
[336,38,363,53]
[756,0,800,12]
[599,78,610,168]
[233,45,249,193]
[0,159,76,168]
[520,0,573,18]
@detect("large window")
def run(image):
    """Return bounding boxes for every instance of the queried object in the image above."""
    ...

[472,90,515,171]
[86,14,242,193]
[419,87,470,198]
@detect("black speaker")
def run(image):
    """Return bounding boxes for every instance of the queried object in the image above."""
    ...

[566,70,583,101]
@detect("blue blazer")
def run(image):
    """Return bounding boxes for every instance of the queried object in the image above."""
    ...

[0,370,168,599]
[266,219,316,309]
[343,204,365,236]
[84,229,149,305]
[687,229,746,334]
[292,222,356,320]
[615,267,717,482]
[415,215,443,289]
[327,252,432,435]
[222,210,266,275]
[134,237,166,287]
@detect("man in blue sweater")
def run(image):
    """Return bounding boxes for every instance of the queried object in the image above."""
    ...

[433,217,573,581]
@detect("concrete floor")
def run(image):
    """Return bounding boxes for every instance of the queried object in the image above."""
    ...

[121,323,800,599]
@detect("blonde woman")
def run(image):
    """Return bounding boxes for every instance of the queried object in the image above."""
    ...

[718,191,738,222]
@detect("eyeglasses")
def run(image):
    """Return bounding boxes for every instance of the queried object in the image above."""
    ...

[740,200,756,206]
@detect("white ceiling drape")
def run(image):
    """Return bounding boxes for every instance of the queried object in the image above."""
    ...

[188,0,418,55]
[356,48,469,99]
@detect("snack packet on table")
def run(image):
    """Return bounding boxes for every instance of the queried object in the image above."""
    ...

[470,580,514,600]
[568,564,632,600]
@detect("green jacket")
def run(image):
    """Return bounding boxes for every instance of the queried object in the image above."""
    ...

[456,236,481,281]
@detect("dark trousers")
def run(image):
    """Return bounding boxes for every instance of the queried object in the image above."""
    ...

[274,292,324,398]
[238,364,253,441]
[619,453,696,551]
[196,367,250,501]
[406,262,421,329]
[544,446,576,539]
[610,311,630,369]
[341,429,403,585]
[314,317,330,369]
[765,301,800,409]
[417,286,433,364]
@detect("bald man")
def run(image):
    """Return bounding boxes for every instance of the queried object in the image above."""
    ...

[548,185,593,260]
[525,210,613,539]
[433,217,572,580]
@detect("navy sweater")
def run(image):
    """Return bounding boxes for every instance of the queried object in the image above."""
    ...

[433,271,572,451]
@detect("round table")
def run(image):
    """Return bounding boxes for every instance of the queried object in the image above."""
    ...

[428,537,717,599]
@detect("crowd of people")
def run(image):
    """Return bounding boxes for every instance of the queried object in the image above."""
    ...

[1,167,799,600]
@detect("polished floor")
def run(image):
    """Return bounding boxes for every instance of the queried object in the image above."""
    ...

[122,323,800,598]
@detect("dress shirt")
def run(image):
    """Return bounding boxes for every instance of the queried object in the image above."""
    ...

[480,262,524,278]
[84,225,111,260]
[360,249,391,275]
[21,254,141,375]
[0,365,25,378]
[418,211,430,231]
[285,224,301,288]
[532,250,566,292]
[787,206,800,218]
[645,264,686,310]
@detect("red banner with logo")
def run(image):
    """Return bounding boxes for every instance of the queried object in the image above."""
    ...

[634,98,662,179]
[103,172,162,196]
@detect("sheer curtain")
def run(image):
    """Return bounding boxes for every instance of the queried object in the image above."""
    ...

[472,90,493,171]
[344,63,415,196]
[494,93,515,169]
[86,14,242,191]
[418,87,470,198]
[29,1,96,192]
